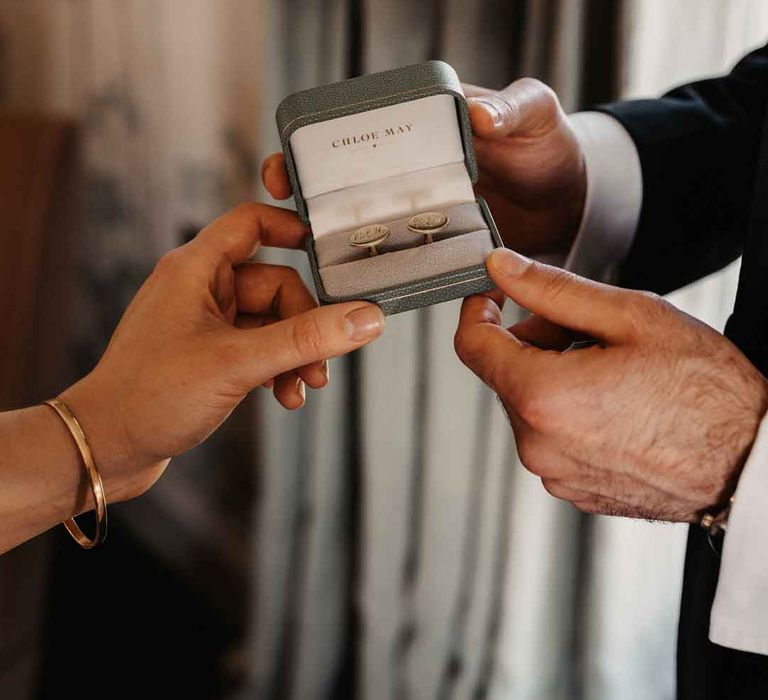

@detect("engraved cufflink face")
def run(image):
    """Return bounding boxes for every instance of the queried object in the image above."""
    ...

[349,224,391,256]
[407,211,449,244]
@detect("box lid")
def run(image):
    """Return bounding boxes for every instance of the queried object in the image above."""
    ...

[276,60,478,224]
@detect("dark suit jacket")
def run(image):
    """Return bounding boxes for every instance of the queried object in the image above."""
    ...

[598,43,768,295]
[594,43,768,698]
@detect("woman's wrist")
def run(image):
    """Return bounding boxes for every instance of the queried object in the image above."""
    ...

[0,405,89,552]
[0,379,166,554]
[60,373,167,504]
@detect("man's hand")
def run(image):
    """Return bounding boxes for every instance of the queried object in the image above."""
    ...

[455,248,768,522]
[61,203,385,503]
[465,79,586,257]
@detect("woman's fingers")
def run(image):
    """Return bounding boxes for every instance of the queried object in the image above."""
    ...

[229,302,385,388]
[236,263,328,388]
[235,313,269,330]
[273,372,306,410]
[235,314,280,390]
[236,314,310,405]
[190,203,308,267]
[236,263,315,316]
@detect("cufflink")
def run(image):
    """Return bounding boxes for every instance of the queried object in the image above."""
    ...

[407,211,449,244]
[350,224,391,256]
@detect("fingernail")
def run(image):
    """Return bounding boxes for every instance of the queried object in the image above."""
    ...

[470,96,505,128]
[345,305,386,342]
[322,360,330,383]
[297,379,306,403]
[491,248,533,277]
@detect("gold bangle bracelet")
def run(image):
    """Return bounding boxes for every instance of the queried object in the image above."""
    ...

[44,397,108,548]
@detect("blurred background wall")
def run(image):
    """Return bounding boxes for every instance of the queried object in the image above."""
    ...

[0,1,766,699]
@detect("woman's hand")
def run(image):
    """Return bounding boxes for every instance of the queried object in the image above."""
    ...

[61,203,385,502]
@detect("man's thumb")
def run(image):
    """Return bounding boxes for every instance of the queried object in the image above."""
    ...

[467,78,561,140]
[486,249,633,342]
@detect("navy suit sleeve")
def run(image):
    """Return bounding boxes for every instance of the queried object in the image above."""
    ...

[595,43,768,294]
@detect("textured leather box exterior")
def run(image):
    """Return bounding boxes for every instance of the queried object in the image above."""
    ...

[276,61,502,315]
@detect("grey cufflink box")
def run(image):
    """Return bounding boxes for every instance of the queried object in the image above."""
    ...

[276,60,504,315]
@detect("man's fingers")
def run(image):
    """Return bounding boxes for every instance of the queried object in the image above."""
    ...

[467,77,561,140]
[262,153,293,200]
[486,248,641,342]
[230,302,385,387]
[455,294,541,393]
[509,315,575,351]
[191,202,308,265]
[462,83,495,99]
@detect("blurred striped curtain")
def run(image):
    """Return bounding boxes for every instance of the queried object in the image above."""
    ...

[1,2,767,700]
[251,3,619,700]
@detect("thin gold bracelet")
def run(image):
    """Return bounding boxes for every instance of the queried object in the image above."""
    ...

[44,397,108,548]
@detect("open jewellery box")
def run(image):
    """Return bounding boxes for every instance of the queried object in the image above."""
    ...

[276,60,504,315]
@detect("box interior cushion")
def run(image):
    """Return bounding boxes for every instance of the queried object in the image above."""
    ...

[315,201,495,298]
[290,94,475,238]
[314,201,486,266]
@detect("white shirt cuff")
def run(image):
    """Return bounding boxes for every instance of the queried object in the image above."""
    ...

[561,112,643,282]
[710,413,768,654]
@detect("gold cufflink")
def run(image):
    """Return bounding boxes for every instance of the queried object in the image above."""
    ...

[349,224,391,256]
[407,211,449,244]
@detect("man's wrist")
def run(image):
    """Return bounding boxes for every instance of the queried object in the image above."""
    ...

[709,375,768,516]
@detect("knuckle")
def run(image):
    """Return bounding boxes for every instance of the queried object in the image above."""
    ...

[516,441,554,479]
[573,500,595,514]
[622,290,666,335]
[453,329,475,362]
[514,77,554,100]
[636,290,666,312]
[516,391,551,432]
[455,330,511,395]
[275,264,302,284]
[541,478,564,499]
[291,314,325,358]
[230,201,263,225]
[538,267,573,305]
[511,78,561,121]
[454,328,486,368]
[515,439,539,473]
[153,248,187,275]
